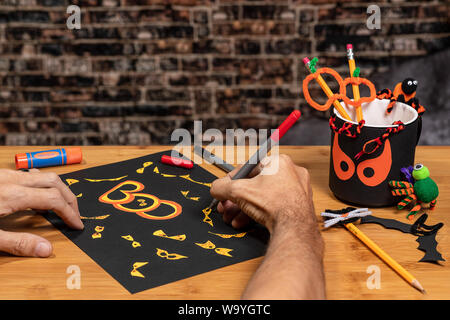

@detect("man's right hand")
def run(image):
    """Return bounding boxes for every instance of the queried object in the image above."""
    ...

[210,154,317,236]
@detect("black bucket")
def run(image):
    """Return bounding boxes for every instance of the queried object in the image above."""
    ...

[329,99,422,207]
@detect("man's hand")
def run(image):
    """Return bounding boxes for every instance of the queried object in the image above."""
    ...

[210,154,317,235]
[210,154,325,299]
[0,169,83,257]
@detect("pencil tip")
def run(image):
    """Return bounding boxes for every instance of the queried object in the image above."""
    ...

[411,279,426,294]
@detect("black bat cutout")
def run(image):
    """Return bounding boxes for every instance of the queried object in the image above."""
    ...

[323,207,445,264]
[360,214,444,264]
[416,233,444,263]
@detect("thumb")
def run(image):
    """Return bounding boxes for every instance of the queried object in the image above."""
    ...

[0,230,53,257]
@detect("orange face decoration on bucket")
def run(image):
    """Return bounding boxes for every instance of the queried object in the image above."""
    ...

[332,134,392,187]
[99,180,182,220]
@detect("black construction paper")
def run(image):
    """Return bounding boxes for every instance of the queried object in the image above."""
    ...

[44,151,267,294]
[417,233,445,263]
[360,214,445,264]
[360,215,413,234]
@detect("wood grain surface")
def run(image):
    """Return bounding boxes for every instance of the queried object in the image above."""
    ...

[0,146,448,299]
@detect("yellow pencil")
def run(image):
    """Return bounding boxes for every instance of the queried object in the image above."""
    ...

[302,57,352,121]
[347,44,363,122]
[344,222,426,294]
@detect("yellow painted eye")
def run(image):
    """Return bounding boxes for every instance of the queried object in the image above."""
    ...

[195,240,216,250]
[121,235,134,241]
[66,179,79,186]
[214,248,233,257]
[130,262,148,278]
[156,248,188,260]
[94,226,104,233]
[153,229,186,241]
[202,207,214,226]
[208,231,247,239]
[172,234,186,241]
[153,229,166,237]
[132,241,141,248]
[91,232,102,239]
[133,262,148,269]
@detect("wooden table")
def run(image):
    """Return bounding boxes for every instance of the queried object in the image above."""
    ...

[0,146,448,299]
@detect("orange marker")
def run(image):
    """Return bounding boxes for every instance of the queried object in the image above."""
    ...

[15,147,82,170]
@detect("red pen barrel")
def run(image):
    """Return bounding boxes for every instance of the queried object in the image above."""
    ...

[161,155,193,169]
[270,110,301,142]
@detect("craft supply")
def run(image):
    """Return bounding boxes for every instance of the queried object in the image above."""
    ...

[193,145,235,173]
[44,151,267,294]
[354,120,405,160]
[389,163,439,220]
[302,60,376,122]
[302,57,352,121]
[321,207,426,293]
[360,213,444,263]
[161,154,193,169]
[321,207,372,228]
[207,110,302,211]
[15,147,82,170]
[401,165,414,183]
[376,78,425,116]
[346,44,363,122]
[345,222,425,293]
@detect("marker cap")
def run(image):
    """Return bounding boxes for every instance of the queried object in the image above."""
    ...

[161,155,194,169]
[270,110,301,142]
[15,153,29,170]
[66,147,83,165]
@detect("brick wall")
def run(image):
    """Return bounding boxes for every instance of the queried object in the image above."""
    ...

[0,0,449,145]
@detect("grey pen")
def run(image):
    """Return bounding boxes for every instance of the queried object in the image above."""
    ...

[193,145,235,173]
[206,110,301,211]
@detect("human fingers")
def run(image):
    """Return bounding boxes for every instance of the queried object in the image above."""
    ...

[16,171,80,216]
[230,211,253,229]
[210,172,245,203]
[2,184,83,230]
[219,200,242,224]
[0,229,53,257]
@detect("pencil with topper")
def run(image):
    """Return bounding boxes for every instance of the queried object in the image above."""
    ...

[302,57,352,121]
[322,208,426,294]
[347,44,363,122]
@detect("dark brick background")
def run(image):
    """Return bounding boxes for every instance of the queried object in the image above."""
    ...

[0,0,449,146]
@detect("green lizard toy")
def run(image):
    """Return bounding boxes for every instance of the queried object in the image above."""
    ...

[389,164,439,220]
